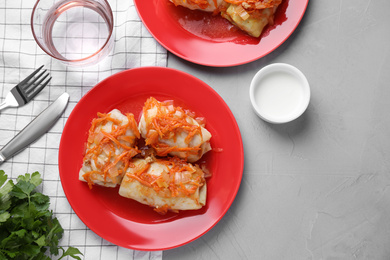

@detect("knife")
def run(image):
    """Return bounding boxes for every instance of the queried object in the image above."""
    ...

[0,92,69,165]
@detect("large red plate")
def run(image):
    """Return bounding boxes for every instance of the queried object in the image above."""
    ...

[58,67,244,251]
[134,0,309,67]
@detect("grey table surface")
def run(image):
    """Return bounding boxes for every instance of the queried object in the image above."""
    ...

[164,1,390,259]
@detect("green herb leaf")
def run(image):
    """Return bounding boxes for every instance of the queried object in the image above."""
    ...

[31,192,50,212]
[0,171,83,259]
[35,235,46,247]
[0,212,10,223]
[16,171,42,188]
[0,171,13,212]
[0,171,8,187]
[58,247,84,260]
[11,180,35,199]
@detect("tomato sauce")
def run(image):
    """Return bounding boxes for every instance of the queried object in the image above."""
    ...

[167,1,288,44]
[168,3,256,42]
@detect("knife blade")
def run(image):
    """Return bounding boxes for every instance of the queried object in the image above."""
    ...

[0,92,69,164]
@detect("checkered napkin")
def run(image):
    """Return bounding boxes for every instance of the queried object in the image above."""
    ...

[0,0,166,259]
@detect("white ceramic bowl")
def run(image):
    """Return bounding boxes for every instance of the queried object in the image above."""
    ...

[249,63,310,124]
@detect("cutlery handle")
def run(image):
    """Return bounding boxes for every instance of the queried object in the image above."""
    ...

[0,92,19,112]
[0,93,69,164]
[0,101,10,112]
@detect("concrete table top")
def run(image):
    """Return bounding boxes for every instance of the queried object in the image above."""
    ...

[165,1,390,259]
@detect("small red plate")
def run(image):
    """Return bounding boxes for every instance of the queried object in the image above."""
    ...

[58,67,244,251]
[134,0,309,67]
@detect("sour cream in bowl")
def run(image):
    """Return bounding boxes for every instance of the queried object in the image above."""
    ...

[249,63,310,124]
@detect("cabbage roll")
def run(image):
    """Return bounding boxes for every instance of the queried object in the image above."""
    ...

[220,0,281,37]
[170,0,282,38]
[139,97,212,163]
[79,109,140,188]
[119,156,207,214]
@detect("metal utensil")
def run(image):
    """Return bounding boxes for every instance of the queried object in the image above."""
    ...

[0,93,69,164]
[0,65,51,112]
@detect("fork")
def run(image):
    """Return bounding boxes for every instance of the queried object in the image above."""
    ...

[0,65,52,112]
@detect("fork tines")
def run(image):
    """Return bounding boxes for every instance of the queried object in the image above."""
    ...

[15,65,52,103]
[0,65,52,112]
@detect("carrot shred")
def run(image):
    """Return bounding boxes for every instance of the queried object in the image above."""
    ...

[153,204,170,215]
[127,174,153,187]
[82,171,101,189]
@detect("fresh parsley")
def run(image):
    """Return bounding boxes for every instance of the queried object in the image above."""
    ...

[0,170,83,260]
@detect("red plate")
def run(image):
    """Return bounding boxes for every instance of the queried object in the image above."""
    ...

[134,0,309,67]
[59,67,244,251]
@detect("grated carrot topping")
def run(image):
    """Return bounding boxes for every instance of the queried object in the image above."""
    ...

[126,156,206,200]
[186,0,212,9]
[153,204,170,215]
[101,130,134,150]
[82,171,101,189]
[127,174,153,187]
[143,97,205,158]
[223,0,281,8]
[126,113,141,139]
[81,111,140,187]
[103,151,129,178]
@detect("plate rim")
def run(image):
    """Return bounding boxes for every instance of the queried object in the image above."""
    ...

[134,0,309,67]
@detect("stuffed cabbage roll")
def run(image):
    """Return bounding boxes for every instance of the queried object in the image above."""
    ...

[220,0,281,37]
[170,0,224,12]
[139,97,212,163]
[119,156,207,214]
[79,109,140,188]
[169,0,282,38]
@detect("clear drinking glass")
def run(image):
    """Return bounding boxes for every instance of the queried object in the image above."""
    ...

[31,0,114,66]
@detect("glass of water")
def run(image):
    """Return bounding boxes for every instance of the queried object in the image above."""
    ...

[31,0,114,66]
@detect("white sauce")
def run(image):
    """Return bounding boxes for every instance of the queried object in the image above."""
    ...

[253,71,304,119]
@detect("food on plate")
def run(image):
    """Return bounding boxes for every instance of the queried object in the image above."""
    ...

[139,97,212,163]
[221,0,281,37]
[79,97,213,214]
[170,0,224,12]
[79,109,140,188]
[170,0,282,37]
[119,156,207,214]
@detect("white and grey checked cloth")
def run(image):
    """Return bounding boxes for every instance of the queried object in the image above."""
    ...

[0,0,166,259]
